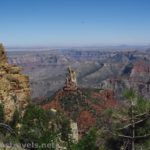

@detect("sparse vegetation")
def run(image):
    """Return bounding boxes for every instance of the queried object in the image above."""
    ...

[1,87,150,150]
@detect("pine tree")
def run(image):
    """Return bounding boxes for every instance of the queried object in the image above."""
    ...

[115,89,150,150]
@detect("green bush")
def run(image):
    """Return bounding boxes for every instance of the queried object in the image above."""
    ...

[74,128,99,150]
[17,104,72,149]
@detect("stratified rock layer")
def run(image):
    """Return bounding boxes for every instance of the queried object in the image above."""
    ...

[0,44,30,121]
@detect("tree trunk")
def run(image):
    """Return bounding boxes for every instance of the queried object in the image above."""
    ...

[131,101,135,150]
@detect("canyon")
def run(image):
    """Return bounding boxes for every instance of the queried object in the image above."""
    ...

[7,47,150,101]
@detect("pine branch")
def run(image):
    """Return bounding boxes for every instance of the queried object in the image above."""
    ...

[118,134,133,139]
[117,116,150,131]
[134,112,150,118]
[0,123,15,134]
[117,134,150,140]
[135,134,150,139]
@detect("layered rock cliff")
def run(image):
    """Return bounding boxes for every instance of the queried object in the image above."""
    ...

[100,60,150,100]
[0,44,30,121]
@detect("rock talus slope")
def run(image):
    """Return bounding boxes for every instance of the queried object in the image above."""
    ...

[0,44,30,121]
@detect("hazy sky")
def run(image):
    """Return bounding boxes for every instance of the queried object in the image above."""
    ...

[0,0,150,47]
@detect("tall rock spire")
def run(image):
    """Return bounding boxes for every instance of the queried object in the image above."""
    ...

[63,66,78,91]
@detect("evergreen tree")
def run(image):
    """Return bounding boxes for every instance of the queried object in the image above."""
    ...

[97,89,150,150]
[116,89,150,150]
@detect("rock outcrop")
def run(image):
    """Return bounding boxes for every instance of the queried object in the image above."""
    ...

[63,66,78,91]
[42,88,118,136]
[0,44,30,121]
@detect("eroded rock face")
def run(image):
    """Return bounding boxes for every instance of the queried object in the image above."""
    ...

[0,44,7,63]
[0,44,30,121]
[63,66,78,91]
[100,60,150,100]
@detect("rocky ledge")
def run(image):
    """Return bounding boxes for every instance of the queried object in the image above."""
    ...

[0,44,30,121]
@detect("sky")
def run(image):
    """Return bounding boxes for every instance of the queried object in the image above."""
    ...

[0,0,150,47]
